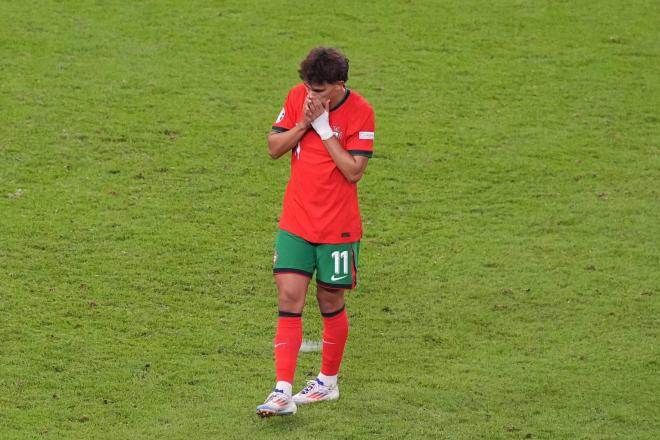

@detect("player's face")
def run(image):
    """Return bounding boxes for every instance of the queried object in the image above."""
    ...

[305,81,345,106]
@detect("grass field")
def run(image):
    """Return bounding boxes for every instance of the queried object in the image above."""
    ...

[1,1,659,439]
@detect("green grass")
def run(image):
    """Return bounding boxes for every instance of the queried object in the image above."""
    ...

[1,1,658,439]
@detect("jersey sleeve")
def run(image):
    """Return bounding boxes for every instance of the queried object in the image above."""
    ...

[272,86,302,132]
[345,105,375,158]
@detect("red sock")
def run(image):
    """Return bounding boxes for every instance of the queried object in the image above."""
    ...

[274,315,302,384]
[321,307,349,376]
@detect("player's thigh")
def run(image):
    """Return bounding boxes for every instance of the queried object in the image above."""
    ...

[275,273,311,313]
[316,241,360,290]
[273,229,316,311]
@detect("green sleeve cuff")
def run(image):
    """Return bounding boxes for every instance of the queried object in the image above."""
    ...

[348,150,373,158]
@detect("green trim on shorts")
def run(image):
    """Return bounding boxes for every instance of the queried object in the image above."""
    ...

[273,229,360,289]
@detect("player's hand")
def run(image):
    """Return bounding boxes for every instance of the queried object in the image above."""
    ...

[299,100,313,129]
[301,95,322,128]
[307,95,329,120]
[310,97,333,140]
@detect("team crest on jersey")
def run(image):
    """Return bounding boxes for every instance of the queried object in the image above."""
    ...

[275,107,285,124]
[332,126,343,140]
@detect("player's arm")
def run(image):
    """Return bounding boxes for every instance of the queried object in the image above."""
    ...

[307,97,370,183]
[267,122,310,160]
[321,137,369,183]
[268,89,314,160]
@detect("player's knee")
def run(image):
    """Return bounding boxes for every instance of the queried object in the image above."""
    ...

[316,290,344,312]
[278,287,305,309]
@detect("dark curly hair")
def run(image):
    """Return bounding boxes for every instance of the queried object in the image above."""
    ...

[298,47,349,85]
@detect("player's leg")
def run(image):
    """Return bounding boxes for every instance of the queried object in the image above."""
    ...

[257,274,309,417]
[257,230,314,417]
[273,273,309,394]
[317,285,348,385]
[293,241,359,405]
[275,273,309,314]
[317,241,358,386]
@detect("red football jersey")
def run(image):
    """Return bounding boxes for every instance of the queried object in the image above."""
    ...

[272,83,375,244]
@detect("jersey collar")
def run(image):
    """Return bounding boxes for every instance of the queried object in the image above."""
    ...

[330,88,350,112]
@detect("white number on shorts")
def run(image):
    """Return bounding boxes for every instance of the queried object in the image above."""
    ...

[331,250,349,275]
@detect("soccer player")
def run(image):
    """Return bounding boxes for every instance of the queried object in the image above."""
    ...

[256,47,375,417]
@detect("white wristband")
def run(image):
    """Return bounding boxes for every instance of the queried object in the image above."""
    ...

[311,111,333,140]
[316,126,334,141]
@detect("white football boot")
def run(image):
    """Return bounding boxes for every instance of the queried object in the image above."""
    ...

[256,390,297,417]
[293,378,339,404]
